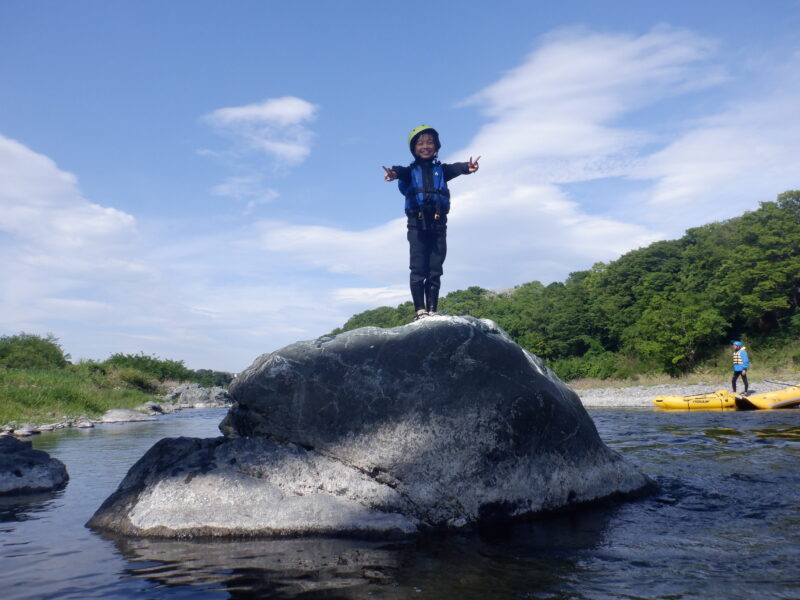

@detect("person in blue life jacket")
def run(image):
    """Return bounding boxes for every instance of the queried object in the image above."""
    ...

[731,340,750,394]
[382,125,480,321]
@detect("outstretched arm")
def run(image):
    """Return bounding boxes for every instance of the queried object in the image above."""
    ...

[383,165,412,182]
[382,166,398,182]
[443,156,481,181]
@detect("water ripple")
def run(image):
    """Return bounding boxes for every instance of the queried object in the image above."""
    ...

[0,407,798,599]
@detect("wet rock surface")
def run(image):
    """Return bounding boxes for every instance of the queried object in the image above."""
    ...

[89,316,652,538]
[0,437,69,495]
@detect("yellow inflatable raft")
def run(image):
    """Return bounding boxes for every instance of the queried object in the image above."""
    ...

[652,390,736,411]
[734,386,800,410]
[653,385,800,411]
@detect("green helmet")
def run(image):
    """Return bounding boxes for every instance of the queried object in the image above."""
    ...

[408,124,441,154]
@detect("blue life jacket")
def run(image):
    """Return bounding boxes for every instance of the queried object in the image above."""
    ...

[398,161,450,218]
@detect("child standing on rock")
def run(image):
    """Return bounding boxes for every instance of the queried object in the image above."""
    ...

[382,125,480,320]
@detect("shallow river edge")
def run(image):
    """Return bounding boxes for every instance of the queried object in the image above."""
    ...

[5,378,800,437]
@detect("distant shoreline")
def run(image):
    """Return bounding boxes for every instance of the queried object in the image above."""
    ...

[574,378,800,408]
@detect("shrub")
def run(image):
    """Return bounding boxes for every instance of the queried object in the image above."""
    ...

[107,367,160,394]
[193,369,234,387]
[103,352,194,382]
[0,332,70,369]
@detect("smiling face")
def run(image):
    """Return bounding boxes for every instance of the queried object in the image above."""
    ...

[414,133,437,160]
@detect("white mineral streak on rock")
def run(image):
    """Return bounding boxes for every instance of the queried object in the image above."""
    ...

[126,439,416,536]
[130,472,415,535]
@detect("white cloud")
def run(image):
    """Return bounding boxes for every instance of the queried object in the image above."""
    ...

[208,96,317,127]
[249,218,407,280]
[211,175,279,213]
[332,285,409,306]
[0,135,135,248]
[457,26,723,176]
[0,133,359,370]
[204,96,319,165]
[631,87,800,226]
[445,184,660,288]
[0,135,144,331]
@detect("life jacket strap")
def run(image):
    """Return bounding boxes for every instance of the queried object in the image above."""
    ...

[409,188,451,198]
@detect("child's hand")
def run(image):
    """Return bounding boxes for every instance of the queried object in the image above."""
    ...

[382,166,398,182]
[468,156,481,173]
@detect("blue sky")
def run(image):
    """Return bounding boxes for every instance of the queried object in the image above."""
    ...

[2,1,799,372]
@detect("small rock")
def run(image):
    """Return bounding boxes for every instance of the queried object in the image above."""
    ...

[13,424,39,437]
[0,437,69,495]
[137,401,176,414]
[362,568,393,584]
[100,409,157,423]
[191,402,215,409]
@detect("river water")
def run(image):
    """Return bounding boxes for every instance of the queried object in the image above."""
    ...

[1,407,798,599]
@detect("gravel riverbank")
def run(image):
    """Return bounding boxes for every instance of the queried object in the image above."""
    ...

[574,378,800,408]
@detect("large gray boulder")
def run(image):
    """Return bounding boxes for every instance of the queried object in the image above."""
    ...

[88,316,652,538]
[0,437,69,495]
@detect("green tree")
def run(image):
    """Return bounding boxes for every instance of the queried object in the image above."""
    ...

[0,333,70,369]
[103,352,195,381]
[439,286,492,316]
[622,293,728,374]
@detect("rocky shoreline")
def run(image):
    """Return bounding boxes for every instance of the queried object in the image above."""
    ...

[1,383,231,439]
[575,378,800,408]
[5,377,798,437]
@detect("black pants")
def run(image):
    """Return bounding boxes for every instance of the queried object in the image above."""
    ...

[407,223,447,312]
[732,371,748,393]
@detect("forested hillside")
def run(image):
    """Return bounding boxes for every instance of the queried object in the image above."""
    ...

[332,191,800,379]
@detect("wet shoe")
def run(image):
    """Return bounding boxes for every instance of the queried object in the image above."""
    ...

[413,311,429,321]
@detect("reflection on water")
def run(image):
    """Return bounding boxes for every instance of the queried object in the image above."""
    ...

[110,508,614,599]
[659,423,800,443]
[0,407,798,599]
[0,490,63,524]
[752,425,800,440]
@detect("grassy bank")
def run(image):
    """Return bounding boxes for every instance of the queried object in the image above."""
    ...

[0,367,156,426]
[0,333,233,427]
